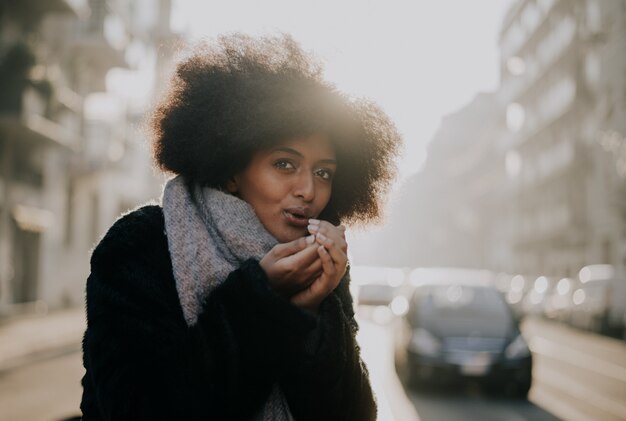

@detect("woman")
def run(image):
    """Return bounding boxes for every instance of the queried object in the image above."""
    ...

[80,34,401,420]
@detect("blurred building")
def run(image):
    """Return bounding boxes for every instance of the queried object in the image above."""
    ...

[498,0,626,277]
[368,0,626,279]
[368,92,507,269]
[64,0,179,309]
[0,0,82,315]
[417,93,505,268]
[0,0,178,316]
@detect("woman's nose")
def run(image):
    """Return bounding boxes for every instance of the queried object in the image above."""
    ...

[293,172,315,202]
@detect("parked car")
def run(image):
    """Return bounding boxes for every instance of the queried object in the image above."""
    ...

[351,265,405,307]
[569,264,626,337]
[357,283,396,307]
[395,274,532,398]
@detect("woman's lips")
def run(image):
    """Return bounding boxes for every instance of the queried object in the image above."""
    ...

[283,208,311,227]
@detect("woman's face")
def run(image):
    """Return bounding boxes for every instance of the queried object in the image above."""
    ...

[227,134,336,243]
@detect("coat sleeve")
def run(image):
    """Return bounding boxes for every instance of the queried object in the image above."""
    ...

[81,208,319,420]
[278,269,378,421]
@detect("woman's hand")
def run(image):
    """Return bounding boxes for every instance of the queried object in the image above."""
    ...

[290,220,348,314]
[259,235,323,297]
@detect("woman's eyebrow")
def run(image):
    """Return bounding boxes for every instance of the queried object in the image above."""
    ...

[273,146,302,156]
[272,147,337,165]
[319,158,337,165]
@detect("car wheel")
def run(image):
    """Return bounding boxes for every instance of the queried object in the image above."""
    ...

[407,373,428,391]
[508,379,531,399]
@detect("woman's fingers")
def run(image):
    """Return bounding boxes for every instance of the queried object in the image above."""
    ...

[309,219,348,281]
[288,243,346,314]
[271,235,315,259]
[302,258,323,281]
[315,233,347,268]
[284,241,318,262]
[263,221,349,309]
[285,250,323,290]
[308,221,347,252]
[317,245,336,278]
[289,248,332,312]
[261,238,320,296]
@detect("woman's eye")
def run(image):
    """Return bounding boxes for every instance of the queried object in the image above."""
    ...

[273,159,295,170]
[315,168,334,181]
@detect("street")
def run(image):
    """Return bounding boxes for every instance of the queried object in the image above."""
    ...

[1,312,625,421]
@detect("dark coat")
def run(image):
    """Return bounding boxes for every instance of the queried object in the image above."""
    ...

[80,205,376,420]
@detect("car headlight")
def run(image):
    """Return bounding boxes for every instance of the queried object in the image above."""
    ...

[505,334,531,359]
[409,328,441,356]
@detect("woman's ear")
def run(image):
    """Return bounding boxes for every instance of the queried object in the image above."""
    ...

[226,177,238,194]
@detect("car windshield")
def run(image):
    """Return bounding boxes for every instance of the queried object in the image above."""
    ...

[414,285,510,322]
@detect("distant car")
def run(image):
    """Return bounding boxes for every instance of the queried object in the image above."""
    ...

[357,283,395,307]
[395,277,532,398]
[350,265,405,307]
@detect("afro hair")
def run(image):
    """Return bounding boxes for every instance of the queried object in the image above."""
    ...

[150,33,401,225]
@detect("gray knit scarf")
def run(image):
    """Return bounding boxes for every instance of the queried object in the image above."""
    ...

[162,175,294,421]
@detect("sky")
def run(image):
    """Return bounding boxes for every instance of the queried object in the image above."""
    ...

[171,0,515,182]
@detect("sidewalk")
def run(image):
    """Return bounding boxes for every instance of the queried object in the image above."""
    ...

[358,317,421,421]
[0,307,86,373]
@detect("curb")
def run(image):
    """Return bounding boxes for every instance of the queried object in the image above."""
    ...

[357,317,421,421]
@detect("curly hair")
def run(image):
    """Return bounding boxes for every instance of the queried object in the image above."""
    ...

[150,33,401,225]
